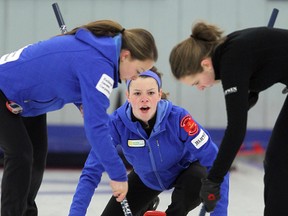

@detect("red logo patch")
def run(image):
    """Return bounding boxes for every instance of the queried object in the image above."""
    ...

[208,193,216,200]
[180,115,199,136]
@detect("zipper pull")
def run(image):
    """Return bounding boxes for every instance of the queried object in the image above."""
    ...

[156,140,163,162]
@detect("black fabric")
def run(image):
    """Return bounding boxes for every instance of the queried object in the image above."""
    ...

[165,162,207,216]
[248,91,259,110]
[101,170,160,216]
[209,27,288,182]
[101,161,207,216]
[131,110,157,137]
[209,27,288,214]
[0,92,47,216]
[199,178,221,212]
[263,95,288,216]
[22,115,48,216]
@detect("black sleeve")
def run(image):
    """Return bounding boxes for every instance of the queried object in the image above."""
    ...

[208,52,252,183]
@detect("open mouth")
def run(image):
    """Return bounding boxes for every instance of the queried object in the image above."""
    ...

[140,106,150,111]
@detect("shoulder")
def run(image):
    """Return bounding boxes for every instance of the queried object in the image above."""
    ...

[110,101,129,124]
[165,102,198,127]
[169,102,190,117]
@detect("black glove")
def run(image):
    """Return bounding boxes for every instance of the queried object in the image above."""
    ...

[199,178,221,212]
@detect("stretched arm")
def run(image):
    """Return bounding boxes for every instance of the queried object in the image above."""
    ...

[69,151,104,216]
[210,173,229,216]
[77,61,128,194]
[178,111,230,215]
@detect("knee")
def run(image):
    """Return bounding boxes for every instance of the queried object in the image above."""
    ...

[5,148,33,168]
[19,151,34,168]
[185,162,207,182]
[176,163,207,195]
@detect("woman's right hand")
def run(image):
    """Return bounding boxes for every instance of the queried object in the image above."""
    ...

[110,180,128,202]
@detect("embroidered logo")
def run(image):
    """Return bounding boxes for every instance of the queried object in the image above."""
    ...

[180,115,199,136]
[95,74,114,98]
[224,86,237,95]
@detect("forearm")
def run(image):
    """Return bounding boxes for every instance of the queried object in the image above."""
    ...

[69,178,97,216]
[69,152,104,216]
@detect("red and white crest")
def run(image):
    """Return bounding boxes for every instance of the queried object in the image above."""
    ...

[180,115,199,136]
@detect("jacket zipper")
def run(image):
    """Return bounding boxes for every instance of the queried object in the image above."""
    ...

[24,98,56,103]
[137,128,166,190]
[156,139,163,163]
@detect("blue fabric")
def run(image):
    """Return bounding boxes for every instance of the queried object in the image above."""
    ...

[0,29,127,182]
[69,151,105,216]
[69,100,229,215]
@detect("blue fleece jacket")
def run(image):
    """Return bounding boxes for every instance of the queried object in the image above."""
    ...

[0,28,127,182]
[69,100,229,216]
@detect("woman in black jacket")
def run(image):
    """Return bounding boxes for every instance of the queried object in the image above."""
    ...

[169,21,288,216]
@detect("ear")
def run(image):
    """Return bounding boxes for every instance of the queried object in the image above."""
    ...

[158,89,163,100]
[200,58,212,70]
[120,49,131,62]
[125,90,130,102]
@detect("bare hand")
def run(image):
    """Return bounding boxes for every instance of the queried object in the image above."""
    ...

[110,180,128,202]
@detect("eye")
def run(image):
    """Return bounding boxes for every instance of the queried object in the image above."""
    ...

[134,92,141,96]
[148,91,155,95]
[192,81,199,86]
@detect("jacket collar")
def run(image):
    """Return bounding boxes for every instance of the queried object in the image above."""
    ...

[117,100,172,135]
[75,28,122,87]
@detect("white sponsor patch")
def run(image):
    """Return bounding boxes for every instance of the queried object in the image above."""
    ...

[191,129,208,149]
[95,74,114,98]
[128,140,145,147]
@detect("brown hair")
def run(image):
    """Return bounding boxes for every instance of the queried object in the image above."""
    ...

[128,66,169,99]
[169,21,225,79]
[65,19,158,61]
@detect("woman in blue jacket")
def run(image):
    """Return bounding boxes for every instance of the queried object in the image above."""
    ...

[0,19,158,215]
[69,68,229,216]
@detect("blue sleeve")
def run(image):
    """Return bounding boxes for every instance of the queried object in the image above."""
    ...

[178,110,230,215]
[69,151,105,216]
[109,111,121,145]
[178,110,218,168]
[193,131,219,169]
[76,59,127,182]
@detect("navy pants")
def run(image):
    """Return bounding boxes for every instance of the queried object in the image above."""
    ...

[101,161,207,216]
[0,93,47,216]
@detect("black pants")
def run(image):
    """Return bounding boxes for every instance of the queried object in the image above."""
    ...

[101,161,207,216]
[263,95,288,216]
[0,94,48,216]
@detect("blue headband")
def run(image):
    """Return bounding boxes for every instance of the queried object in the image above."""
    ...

[126,70,162,88]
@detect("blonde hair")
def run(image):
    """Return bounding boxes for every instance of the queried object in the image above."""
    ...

[169,21,225,79]
[65,20,158,61]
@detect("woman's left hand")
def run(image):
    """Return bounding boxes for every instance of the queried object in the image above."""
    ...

[110,180,128,202]
[199,178,221,212]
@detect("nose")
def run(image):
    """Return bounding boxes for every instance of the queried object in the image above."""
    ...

[197,85,205,91]
[141,97,149,102]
